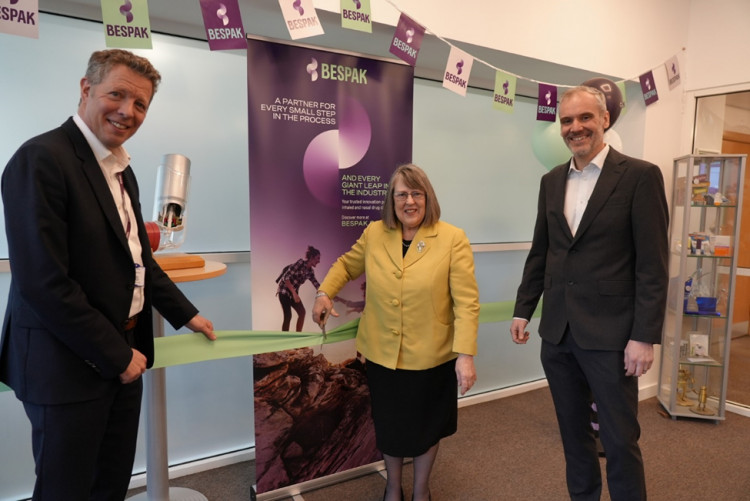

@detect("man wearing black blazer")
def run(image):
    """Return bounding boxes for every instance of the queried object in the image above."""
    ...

[0,50,216,501]
[511,86,668,500]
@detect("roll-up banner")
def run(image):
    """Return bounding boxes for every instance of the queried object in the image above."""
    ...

[246,36,413,494]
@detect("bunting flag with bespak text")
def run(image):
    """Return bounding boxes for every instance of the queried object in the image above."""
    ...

[389,12,425,66]
[664,55,681,90]
[101,0,152,49]
[493,70,517,113]
[442,46,473,97]
[536,83,557,122]
[341,0,372,33]
[0,0,38,39]
[199,0,246,50]
[278,0,324,40]
[639,70,659,105]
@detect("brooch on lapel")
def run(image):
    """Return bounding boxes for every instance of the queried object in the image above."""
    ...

[417,240,425,253]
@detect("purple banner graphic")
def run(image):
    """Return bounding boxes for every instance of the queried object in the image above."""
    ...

[199,0,246,50]
[247,37,413,493]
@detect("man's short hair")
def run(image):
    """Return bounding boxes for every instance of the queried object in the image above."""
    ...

[85,49,161,101]
[560,85,607,115]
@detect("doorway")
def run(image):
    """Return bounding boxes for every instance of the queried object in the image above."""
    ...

[693,92,750,407]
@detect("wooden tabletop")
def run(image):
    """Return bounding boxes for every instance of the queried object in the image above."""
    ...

[164,260,227,283]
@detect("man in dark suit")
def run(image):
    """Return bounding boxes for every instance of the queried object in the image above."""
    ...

[0,49,216,501]
[510,85,669,501]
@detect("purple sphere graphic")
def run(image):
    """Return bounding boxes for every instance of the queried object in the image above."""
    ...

[302,98,372,207]
[582,77,623,130]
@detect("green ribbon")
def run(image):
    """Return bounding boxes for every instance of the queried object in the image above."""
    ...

[151,318,361,369]
[1,301,533,392]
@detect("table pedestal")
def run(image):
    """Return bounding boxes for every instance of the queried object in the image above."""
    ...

[127,314,207,501]
[128,260,226,501]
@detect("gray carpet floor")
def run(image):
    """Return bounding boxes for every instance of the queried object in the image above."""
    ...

[127,386,750,500]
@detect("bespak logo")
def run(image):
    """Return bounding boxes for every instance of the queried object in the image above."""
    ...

[285,0,320,31]
[307,58,319,81]
[1,0,37,24]
[405,28,414,44]
[292,0,304,15]
[642,76,657,102]
[494,80,513,105]
[343,0,369,23]
[106,0,149,38]
[120,0,134,23]
[206,1,243,40]
[216,3,229,25]
[308,59,367,85]
[444,66,467,89]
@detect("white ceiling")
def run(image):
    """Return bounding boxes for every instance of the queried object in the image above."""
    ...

[42,0,617,97]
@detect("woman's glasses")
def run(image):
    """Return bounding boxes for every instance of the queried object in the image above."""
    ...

[394,191,425,201]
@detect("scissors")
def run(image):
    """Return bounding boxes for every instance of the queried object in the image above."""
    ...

[320,309,327,341]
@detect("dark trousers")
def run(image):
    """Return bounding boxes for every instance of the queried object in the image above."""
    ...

[541,328,646,501]
[279,294,305,332]
[23,378,143,501]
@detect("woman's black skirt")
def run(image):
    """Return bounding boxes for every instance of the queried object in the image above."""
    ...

[366,358,458,457]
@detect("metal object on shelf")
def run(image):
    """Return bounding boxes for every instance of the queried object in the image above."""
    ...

[690,385,716,416]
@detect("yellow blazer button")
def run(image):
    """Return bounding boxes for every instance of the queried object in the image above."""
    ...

[395,271,402,278]
[391,299,400,306]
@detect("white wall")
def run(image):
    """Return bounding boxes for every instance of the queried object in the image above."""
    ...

[317,0,691,81]
[686,0,750,92]
[679,1,750,164]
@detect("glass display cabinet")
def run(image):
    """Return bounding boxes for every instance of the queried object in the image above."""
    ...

[658,154,746,422]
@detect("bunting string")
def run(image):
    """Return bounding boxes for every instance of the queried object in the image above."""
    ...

[382,0,684,93]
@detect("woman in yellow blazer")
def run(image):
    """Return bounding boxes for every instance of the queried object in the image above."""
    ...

[313,164,479,501]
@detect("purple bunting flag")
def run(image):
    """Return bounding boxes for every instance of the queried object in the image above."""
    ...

[389,13,425,66]
[199,0,247,50]
[536,84,557,122]
[639,70,659,105]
